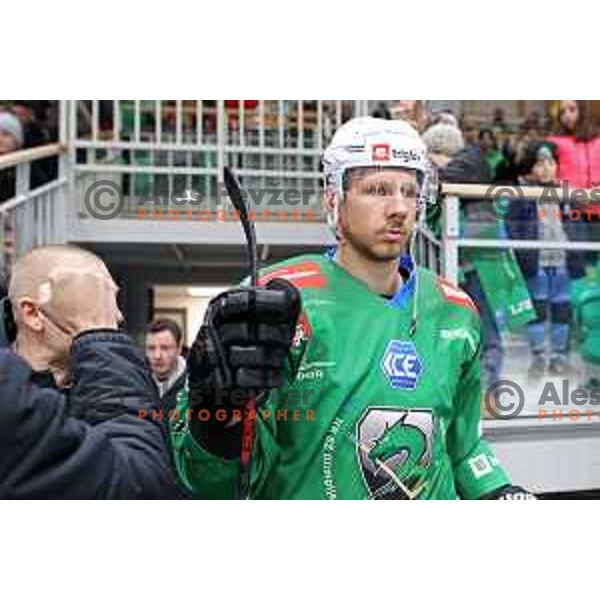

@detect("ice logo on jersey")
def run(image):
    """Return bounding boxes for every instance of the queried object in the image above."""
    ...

[381,340,423,390]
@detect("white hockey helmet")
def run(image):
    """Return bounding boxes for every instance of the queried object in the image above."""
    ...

[322,117,435,232]
[323,117,431,197]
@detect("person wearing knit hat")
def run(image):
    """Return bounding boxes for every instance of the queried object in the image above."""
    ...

[0,112,24,154]
[422,123,464,168]
[519,139,559,181]
[435,111,460,129]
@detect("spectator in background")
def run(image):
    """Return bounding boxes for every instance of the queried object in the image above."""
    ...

[11,101,56,188]
[446,120,490,184]
[422,122,464,170]
[479,128,505,181]
[11,101,48,149]
[390,100,426,132]
[523,112,541,136]
[490,109,510,165]
[461,119,481,155]
[0,111,23,155]
[427,110,459,129]
[506,141,585,378]
[436,111,459,128]
[424,121,504,393]
[422,122,465,235]
[493,107,508,132]
[496,116,546,184]
[495,132,522,183]
[548,100,600,262]
[145,318,187,411]
[371,102,391,120]
[0,112,24,203]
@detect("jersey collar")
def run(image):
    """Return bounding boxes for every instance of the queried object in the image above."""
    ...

[324,246,417,308]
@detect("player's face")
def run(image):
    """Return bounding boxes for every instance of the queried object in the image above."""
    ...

[340,168,418,262]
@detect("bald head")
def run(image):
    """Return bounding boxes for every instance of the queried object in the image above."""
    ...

[7,245,121,383]
[8,245,107,305]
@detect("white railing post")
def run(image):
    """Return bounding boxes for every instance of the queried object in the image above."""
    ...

[55,99,72,244]
[216,100,226,207]
[442,194,460,284]
[14,162,32,258]
[15,162,30,198]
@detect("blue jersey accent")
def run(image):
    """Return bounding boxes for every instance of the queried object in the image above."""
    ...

[386,253,416,309]
[325,249,417,309]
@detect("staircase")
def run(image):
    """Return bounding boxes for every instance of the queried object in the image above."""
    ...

[0,143,70,282]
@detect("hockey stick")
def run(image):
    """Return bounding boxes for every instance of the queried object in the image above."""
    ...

[223,166,258,499]
[224,167,258,287]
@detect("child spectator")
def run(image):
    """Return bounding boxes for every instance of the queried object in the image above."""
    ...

[506,141,586,377]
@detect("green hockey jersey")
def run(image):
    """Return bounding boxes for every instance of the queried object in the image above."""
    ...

[170,253,510,499]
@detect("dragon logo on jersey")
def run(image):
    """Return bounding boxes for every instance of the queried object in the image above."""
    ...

[381,340,423,390]
[354,408,434,500]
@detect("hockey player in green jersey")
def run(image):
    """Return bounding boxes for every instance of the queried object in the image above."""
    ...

[171,117,534,500]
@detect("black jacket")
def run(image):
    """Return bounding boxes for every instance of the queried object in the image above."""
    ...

[442,143,493,226]
[0,330,181,499]
[154,356,188,413]
[158,370,187,413]
[443,143,491,185]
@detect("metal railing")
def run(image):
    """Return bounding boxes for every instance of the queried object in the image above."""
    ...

[441,183,600,285]
[71,100,371,222]
[6,102,600,290]
[0,143,69,278]
[439,183,600,423]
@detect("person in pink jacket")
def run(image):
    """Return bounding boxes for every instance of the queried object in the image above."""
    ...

[547,100,600,264]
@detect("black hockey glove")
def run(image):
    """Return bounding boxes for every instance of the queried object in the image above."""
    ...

[186,279,301,457]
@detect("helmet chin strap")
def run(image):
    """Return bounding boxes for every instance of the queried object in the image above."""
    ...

[327,183,429,340]
[407,203,428,338]
[327,195,427,338]
[325,191,343,240]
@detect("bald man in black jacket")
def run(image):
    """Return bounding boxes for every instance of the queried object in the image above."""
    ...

[0,246,180,499]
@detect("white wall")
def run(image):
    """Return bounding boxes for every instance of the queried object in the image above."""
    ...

[153,285,226,346]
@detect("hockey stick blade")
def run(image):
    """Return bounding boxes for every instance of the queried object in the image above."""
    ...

[223,166,258,286]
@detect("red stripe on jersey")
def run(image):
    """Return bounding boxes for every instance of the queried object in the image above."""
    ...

[436,277,478,313]
[259,261,326,289]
